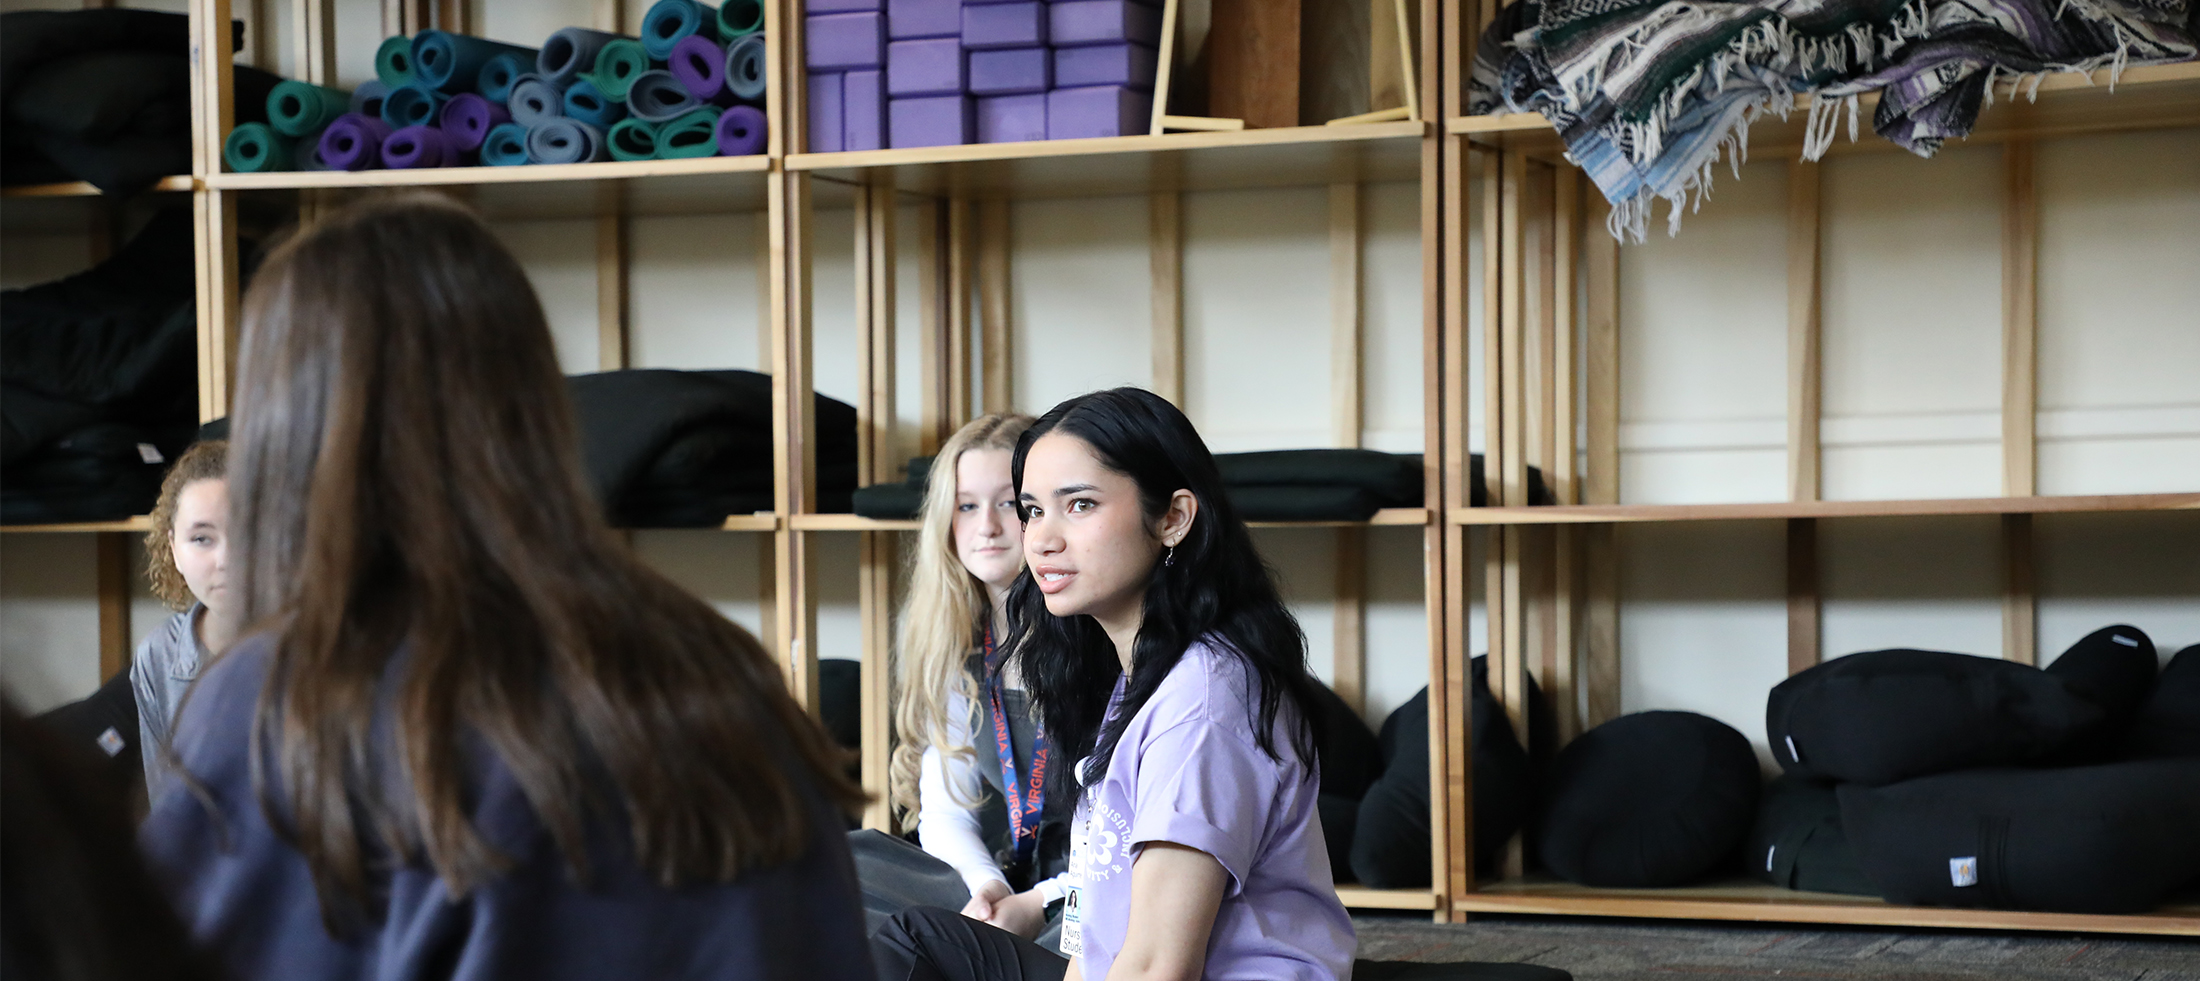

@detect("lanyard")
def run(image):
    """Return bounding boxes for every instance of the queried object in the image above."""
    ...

[984,625,1050,864]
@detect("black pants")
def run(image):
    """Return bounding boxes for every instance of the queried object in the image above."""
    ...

[871,906,1068,981]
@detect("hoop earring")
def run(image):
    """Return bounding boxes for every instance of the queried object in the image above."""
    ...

[1164,545,1177,567]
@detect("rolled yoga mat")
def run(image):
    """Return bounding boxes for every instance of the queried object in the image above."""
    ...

[655,106,723,158]
[715,104,767,156]
[724,33,768,102]
[317,113,393,171]
[380,125,456,169]
[481,122,532,166]
[295,139,336,171]
[267,80,350,138]
[476,52,531,104]
[608,118,660,161]
[349,80,391,120]
[222,122,292,172]
[587,39,653,102]
[380,83,449,129]
[440,94,511,152]
[642,0,720,60]
[507,75,566,128]
[375,35,417,87]
[669,35,731,103]
[717,0,764,39]
[538,27,627,89]
[626,70,701,123]
[411,31,539,93]
[526,119,608,163]
[562,79,627,128]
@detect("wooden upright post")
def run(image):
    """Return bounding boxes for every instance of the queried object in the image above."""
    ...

[1786,161,1823,675]
[2002,141,2040,665]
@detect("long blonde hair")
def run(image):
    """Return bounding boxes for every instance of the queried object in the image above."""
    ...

[889,413,1036,822]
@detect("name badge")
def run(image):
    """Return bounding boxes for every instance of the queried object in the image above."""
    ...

[1059,881,1085,958]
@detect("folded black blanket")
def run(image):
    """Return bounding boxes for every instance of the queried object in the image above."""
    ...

[2,421,179,524]
[565,369,857,527]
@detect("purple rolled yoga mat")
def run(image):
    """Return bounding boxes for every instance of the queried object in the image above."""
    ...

[440,93,511,152]
[888,0,960,39]
[808,73,845,152]
[887,37,963,97]
[669,34,735,103]
[1048,0,1162,47]
[977,93,1045,143]
[716,104,769,155]
[888,94,971,148]
[844,69,884,150]
[807,12,886,70]
[1046,85,1147,140]
[380,125,456,168]
[318,113,393,171]
[961,2,1044,49]
[968,46,1048,95]
[1053,43,1156,89]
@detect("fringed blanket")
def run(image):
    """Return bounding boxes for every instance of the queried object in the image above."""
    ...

[1471,0,2196,239]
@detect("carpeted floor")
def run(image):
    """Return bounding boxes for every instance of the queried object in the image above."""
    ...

[1351,914,2200,981]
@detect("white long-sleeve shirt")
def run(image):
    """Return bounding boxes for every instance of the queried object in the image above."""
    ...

[916,686,1069,904]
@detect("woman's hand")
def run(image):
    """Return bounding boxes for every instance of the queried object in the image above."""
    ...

[1106,842,1227,981]
[959,879,1013,923]
[983,888,1049,939]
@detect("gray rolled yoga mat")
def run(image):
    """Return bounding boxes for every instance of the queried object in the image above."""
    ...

[725,33,767,101]
[526,118,608,164]
[348,79,391,120]
[537,27,628,88]
[625,70,702,122]
[507,75,566,128]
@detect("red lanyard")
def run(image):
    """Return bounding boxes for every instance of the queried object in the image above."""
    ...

[984,625,1050,864]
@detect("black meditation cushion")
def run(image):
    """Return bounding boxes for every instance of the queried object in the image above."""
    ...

[1318,791,1359,880]
[2043,625,2157,761]
[1307,679,1382,800]
[1350,657,1533,887]
[1537,711,1758,888]
[1767,648,2101,786]
[1838,758,2200,914]
[2127,644,2200,759]
[1745,773,1875,897]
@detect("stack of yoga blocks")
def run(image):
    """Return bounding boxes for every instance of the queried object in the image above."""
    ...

[220,0,770,172]
[805,0,1159,150]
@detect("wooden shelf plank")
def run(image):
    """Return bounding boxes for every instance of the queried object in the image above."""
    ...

[1454,877,2200,936]
[1250,507,1432,529]
[789,514,922,531]
[1,517,153,534]
[203,155,782,218]
[1335,886,1440,910]
[2,176,195,198]
[1451,492,2200,526]
[718,514,783,532]
[790,122,1428,199]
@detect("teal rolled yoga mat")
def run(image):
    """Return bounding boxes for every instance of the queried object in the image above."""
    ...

[654,106,722,158]
[223,122,293,172]
[588,39,652,102]
[642,0,720,60]
[380,83,448,129]
[716,0,764,38]
[482,122,532,166]
[375,35,416,87]
[411,31,538,93]
[267,80,350,138]
[608,117,660,161]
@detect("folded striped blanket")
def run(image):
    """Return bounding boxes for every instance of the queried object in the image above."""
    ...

[1471,0,2196,239]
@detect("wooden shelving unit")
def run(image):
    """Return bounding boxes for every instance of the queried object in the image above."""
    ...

[1,176,196,197]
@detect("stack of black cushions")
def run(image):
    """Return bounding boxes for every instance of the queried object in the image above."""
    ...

[565,369,857,527]
[1304,680,1383,879]
[1761,627,2200,914]
[1536,711,1759,887]
[2,9,278,193]
[853,450,1554,521]
[2,210,202,524]
[1348,657,1538,887]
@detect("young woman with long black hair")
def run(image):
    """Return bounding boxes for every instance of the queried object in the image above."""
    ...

[873,387,1353,981]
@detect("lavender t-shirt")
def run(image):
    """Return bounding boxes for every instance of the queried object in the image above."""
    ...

[1067,639,1355,981]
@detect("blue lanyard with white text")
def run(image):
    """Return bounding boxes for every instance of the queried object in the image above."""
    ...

[984,625,1050,865]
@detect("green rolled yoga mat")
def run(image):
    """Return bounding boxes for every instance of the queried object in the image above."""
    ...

[654,106,722,158]
[223,122,293,172]
[608,117,660,161]
[375,35,416,87]
[716,0,764,38]
[587,39,653,102]
[267,80,350,138]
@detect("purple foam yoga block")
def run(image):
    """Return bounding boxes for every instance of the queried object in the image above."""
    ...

[809,72,846,152]
[808,12,886,70]
[961,2,1045,50]
[845,69,886,150]
[968,46,1049,95]
[887,37,964,97]
[888,94,972,148]
[1052,43,1156,89]
[808,0,881,12]
[888,0,960,39]
[977,93,1045,143]
[1048,0,1162,47]
[1046,84,1148,139]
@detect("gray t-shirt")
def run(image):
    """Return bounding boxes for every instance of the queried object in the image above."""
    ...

[130,603,209,800]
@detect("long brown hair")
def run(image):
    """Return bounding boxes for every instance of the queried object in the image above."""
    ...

[224,194,862,920]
